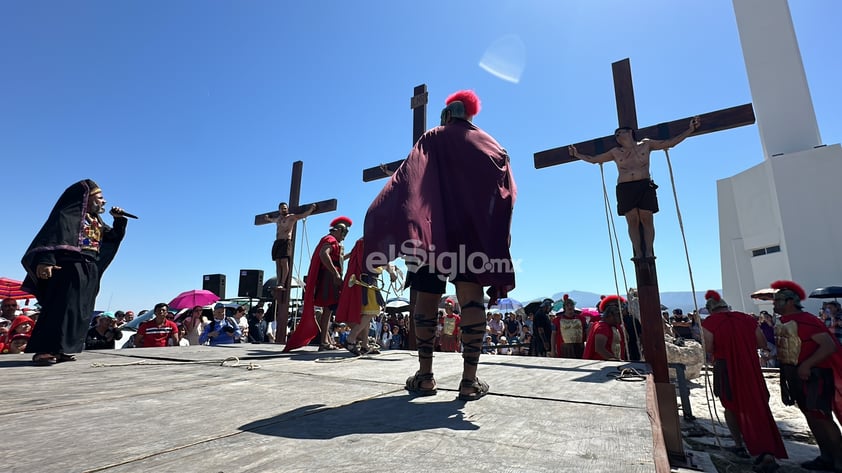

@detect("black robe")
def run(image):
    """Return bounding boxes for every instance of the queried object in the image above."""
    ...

[22,179,127,355]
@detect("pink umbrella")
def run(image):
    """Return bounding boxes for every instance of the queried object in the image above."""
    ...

[169,289,220,310]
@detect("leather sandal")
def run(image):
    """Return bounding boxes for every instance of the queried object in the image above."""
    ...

[405,371,437,396]
[56,354,77,363]
[458,377,489,401]
[32,354,57,366]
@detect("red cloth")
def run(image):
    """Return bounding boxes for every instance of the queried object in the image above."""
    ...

[335,239,364,326]
[363,119,516,304]
[780,311,842,424]
[583,321,625,360]
[702,310,787,458]
[283,234,343,352]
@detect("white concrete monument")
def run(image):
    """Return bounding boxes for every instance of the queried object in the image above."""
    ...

[721,0,842,313]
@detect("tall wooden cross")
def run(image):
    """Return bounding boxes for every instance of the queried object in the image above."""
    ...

[254,160,337,344]
[533,58,755,462]
[361,84,428,348]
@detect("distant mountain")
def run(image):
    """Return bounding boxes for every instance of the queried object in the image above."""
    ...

[548,290,716,313]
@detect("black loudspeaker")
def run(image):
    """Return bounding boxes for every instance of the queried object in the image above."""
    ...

[202,274,226,299]
[238,269,264,298]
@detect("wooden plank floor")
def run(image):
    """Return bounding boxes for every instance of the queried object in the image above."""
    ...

[2,346,658,473]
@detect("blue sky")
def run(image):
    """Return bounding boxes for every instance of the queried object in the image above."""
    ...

[2,1,840,312]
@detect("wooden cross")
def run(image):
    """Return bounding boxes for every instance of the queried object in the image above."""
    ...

[362,84,428,181]
[361,84,429,349]
[533,58,756,461]
[254,160,337,344]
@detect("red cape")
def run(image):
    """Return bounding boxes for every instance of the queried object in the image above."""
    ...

[282,235,340,352]
[335,238,364,325]
[363,119,516,304]
[780,312,842,425]
[702,311,787,458]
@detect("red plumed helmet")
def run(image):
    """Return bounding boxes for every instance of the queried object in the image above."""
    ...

[704,290,721,302]
[445,90,481,116]
[563,294,569,301]
[330,216,353,228]
[599,295,625,313]
[770,280,806,301]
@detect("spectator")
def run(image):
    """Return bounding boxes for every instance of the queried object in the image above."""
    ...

[823,301,842,345]
[199,303,241,346]
[488,312,504,344]
[179,306,205,346]
[3,333,30,354]
[4,315,34,345]
[124,311,135,323]
[531,300,553,357]
[498,336,512,355]
[248,307,269,343]
[388,325,403,350]
[85,312,123,350]
[135,303,180,348]
[671,309,693,339]
[758,310,777,368]
[233,306,248,342]
[380,323,393,349]
[1,298,19,322]
[178,325,190,346]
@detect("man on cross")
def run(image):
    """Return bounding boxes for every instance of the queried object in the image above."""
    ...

[263,202,317,291]
[568,116,700,259]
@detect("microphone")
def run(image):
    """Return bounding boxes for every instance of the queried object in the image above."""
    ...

[111,207,139,219]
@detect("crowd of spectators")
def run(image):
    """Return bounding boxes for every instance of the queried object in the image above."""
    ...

[4,293,840,371]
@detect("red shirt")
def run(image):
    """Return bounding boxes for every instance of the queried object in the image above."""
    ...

[137,319,178,347]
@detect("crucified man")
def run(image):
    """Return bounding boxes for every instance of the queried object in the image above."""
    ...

[263,202,316,291]
[569,116,700,259]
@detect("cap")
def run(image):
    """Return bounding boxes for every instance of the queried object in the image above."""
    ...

[100,311,116,319]
[214,303,225,310]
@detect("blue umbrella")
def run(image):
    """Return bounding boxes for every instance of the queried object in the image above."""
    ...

[490,297,523,312]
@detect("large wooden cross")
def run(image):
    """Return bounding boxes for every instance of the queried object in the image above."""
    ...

[533,58,755,462]
[361,84,428,349]
[254,160,337,344]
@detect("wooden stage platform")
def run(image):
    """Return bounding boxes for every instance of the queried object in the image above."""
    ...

[3,345,672,473]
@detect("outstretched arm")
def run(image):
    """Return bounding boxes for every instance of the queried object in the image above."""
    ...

[569,145,616,164]
[649,116,700,150]
[293,204,318,221]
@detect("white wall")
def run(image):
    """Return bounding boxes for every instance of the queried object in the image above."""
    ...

[719,144,842,315]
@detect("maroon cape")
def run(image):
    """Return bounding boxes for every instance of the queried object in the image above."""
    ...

[335,238,365,325]
[363,119,516,304]
[282,235,340,353]
[702,311,787,458]
[780,311,842,425]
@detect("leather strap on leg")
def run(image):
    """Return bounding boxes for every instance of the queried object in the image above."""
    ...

[462,301,485,311]
[414,313,437,360]
[460,320,486,367]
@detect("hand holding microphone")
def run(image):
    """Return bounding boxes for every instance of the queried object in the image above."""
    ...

[110,206,139,219]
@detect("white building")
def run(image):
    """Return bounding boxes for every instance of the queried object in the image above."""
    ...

[719,0,842,313]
